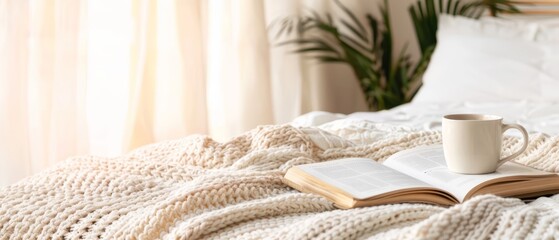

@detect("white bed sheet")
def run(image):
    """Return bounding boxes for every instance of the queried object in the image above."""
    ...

[292,101,559,135]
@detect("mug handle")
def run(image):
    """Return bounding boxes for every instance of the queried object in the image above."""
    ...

[497,123,529,167]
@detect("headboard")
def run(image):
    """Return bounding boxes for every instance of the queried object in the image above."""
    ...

[512,0,559,15]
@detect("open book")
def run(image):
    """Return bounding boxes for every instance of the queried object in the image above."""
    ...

[283,145,559,209]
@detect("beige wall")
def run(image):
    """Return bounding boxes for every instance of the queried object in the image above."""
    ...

[387,0,422,62]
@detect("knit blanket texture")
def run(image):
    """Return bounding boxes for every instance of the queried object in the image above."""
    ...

[1,121,559,239]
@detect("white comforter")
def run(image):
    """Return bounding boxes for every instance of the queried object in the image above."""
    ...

[292,101,559,135]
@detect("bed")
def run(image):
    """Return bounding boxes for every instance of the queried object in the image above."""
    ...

[2,6,559,240]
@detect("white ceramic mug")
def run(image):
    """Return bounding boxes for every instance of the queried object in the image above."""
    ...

[442,114,529,174]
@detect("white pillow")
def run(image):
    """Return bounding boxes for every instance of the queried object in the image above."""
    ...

[413,15,559,103]
[491,15,559,42]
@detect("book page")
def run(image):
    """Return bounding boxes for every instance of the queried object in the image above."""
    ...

[298,158,433,200]
[384,145,552,202]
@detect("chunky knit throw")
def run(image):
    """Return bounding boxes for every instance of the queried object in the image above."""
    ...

[1,121,559,239]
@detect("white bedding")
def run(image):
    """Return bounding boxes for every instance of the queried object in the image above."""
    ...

[292,101,559,135]
[4,115,559,239]
[412,15,559,103]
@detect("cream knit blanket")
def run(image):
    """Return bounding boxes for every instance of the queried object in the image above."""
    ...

[1,121,559,239]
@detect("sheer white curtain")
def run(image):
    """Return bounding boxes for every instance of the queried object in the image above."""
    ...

[0,0,89,186]
[0,0,370,186]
